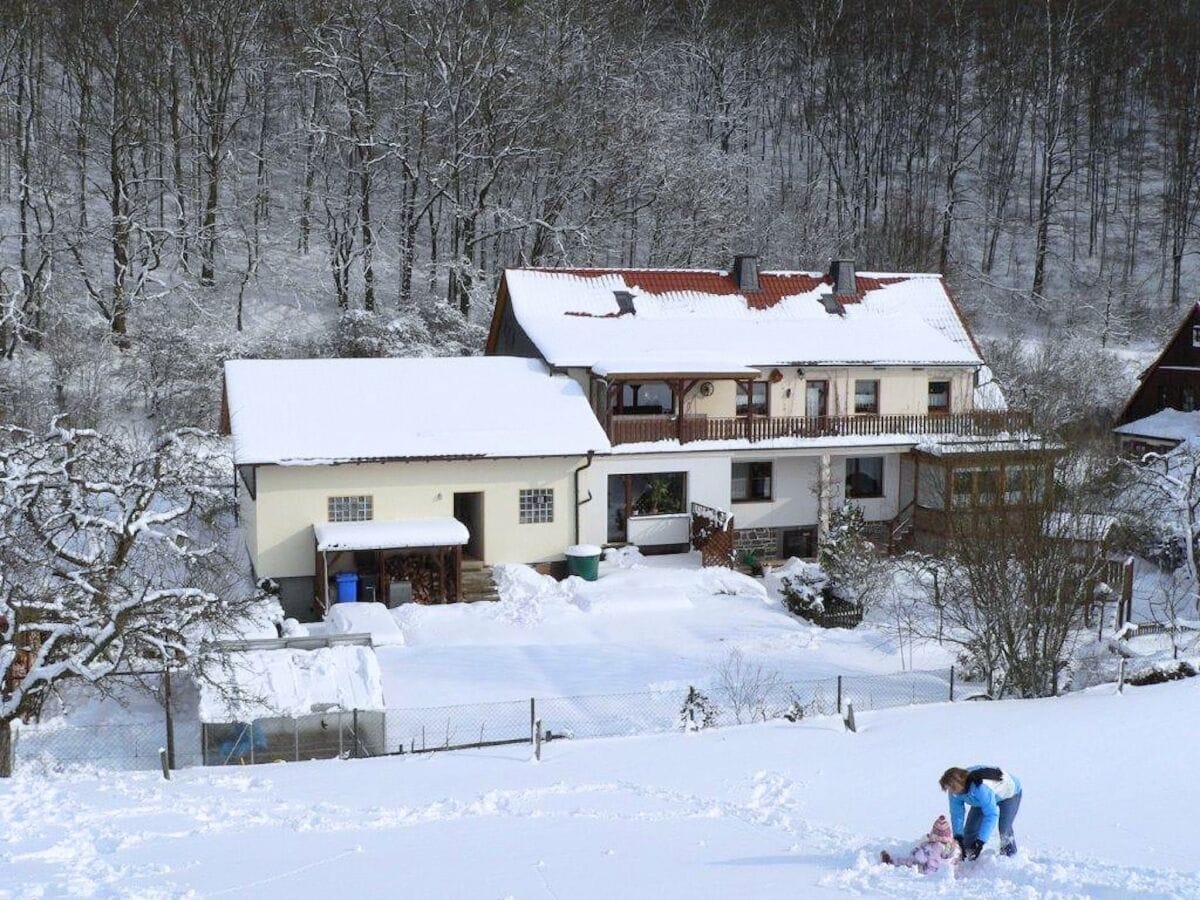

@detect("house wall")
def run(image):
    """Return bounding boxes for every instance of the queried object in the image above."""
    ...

[251,457,584,578]
[238,478,258,572]
[1121,307,1200,422]
[677,366,976,418]
[581,448,905,549]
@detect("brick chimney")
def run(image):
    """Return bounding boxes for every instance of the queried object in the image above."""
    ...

[732,254,760,293]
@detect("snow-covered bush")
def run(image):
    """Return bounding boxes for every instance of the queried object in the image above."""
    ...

[678,686,719,731]
[819,505,888,612]
[1127,660,1198,686]
[777,561,829,622]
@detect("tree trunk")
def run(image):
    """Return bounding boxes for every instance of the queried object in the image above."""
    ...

[0,718,13,778]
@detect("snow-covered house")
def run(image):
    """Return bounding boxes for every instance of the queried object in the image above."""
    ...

[487,257,1046,556]
[222,356,610,617]
[1115,303,1200,454]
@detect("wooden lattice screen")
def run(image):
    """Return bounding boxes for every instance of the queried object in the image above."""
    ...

[690,502,735,568]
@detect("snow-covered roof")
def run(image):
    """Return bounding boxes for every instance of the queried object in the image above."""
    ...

[198,644,384,722]
[1114,409,1200,443]
[501,268,983,369]
[314,518,469,551]
[592,359,760,378]
[224,356,610,465]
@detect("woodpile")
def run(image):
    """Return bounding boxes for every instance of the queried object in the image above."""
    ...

[383,550,457,604]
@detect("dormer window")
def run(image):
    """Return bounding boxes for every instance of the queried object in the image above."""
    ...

[1193,325,1200,348]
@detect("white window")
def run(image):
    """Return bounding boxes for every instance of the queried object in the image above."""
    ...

[328,495,373,522]
[519,488,554,524]
[1192,325,1200,347]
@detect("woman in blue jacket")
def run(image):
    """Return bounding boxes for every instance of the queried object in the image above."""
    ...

[939,765,1022,859]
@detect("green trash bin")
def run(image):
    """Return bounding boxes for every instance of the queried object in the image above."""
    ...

[564,544,602,581]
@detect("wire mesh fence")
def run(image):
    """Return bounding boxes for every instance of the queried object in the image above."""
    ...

[12,667,971,773]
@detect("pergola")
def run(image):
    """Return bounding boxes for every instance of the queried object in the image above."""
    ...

[313,518,469,613]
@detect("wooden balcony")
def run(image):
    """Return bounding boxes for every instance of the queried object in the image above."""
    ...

[607,410,1034,446]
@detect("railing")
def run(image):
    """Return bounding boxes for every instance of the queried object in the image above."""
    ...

[608,410,1033,445]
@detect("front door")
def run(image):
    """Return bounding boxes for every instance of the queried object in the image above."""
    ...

[452,492,484,560]
[805,380,828,418]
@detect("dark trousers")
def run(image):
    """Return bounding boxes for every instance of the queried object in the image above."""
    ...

[963,792,1021,848]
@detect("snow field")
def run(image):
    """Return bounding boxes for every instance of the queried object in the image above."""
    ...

[3,680,1198,898]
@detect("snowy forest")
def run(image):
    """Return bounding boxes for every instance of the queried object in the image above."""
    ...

[1,0,1199,431]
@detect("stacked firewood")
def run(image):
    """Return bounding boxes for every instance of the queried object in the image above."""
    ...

[383,553,455,604]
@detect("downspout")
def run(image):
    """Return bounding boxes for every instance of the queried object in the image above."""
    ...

[574,450,595,545]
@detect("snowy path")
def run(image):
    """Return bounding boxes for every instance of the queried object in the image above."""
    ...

[3,680,1197,898]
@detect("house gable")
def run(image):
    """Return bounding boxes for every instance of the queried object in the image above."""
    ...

[1118,303,1200,423]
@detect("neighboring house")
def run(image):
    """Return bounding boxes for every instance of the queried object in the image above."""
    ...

[222,356,609,618]
[487,256,1048,557]
[1115,303,1200,453]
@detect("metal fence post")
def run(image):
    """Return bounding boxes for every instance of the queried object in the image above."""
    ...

[530,697,536,744]
[949,666,955,702]
[1118,658,1126,693]
[352,709,359,759]
[534,719,543,761]
[294,718,299,762]
[201,722,207,767]
[249,722,255,766]
[836,676,842,714]
[163,666,176,770]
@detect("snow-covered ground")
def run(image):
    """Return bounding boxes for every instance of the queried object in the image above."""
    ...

[3,678,1196,898]
[376,552,954,708]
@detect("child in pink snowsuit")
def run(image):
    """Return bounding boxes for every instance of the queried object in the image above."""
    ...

[879,814,962,874]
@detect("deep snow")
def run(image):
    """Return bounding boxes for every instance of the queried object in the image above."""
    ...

[2,679,1196,898]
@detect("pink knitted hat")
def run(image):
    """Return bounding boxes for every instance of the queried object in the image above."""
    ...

[930,815,953,841]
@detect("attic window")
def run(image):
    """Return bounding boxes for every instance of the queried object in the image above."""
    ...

[1193,325,1200,348]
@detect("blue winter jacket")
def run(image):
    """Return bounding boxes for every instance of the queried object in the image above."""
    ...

[949,765,1022,843]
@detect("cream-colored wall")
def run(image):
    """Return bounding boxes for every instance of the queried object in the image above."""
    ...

[251,457,584,578]
[677,366,976,418]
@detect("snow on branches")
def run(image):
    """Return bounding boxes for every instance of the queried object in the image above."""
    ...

[0,423,243,770]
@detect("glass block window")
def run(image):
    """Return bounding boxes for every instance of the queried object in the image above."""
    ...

[327,495,373,522]
[519,488,554,524]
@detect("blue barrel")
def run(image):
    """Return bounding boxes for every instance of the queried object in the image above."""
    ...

[334,571,359,603]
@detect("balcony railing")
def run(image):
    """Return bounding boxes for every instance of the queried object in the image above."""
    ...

[607,410,1034,446]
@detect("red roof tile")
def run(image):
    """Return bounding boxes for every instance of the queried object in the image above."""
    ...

[527,268,908,309]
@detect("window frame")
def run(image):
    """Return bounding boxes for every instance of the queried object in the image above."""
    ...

[736,380,770,417]
[854,379,880,415]
[845,456,885,499]
[731,460,774,503]
[611,381,676,416]
[518,488,555,524]
[927,379,951,414]
[1192,325,1200,348]
[327,494,373,523]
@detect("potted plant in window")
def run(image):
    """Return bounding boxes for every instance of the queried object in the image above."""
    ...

[638,477,677,516]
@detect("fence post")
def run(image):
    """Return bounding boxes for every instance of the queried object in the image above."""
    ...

[949,666,955,702]
[249,722,255,766]
[159,748,171,781]
[534,719,543,761]
[836,676,843,714]
[530,697,536,744]
[843,704,857,733]
[352,709,359,759]
[201,722,207,767]
[1118,657,1126,694]
[163,665,176,770]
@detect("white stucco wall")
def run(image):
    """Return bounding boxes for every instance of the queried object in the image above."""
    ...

[578,453,732,547]
[251,457,584,578]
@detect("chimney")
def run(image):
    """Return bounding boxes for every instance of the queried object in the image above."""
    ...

[732,254,760,293]
[613,290,636,315]
[829,258,856,296]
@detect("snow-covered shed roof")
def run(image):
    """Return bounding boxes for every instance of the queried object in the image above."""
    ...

[498,268,984,369]
[314,518,469,552]
[224,356,611,465]
[1114,409,1200,443]
[198,644,384,723]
